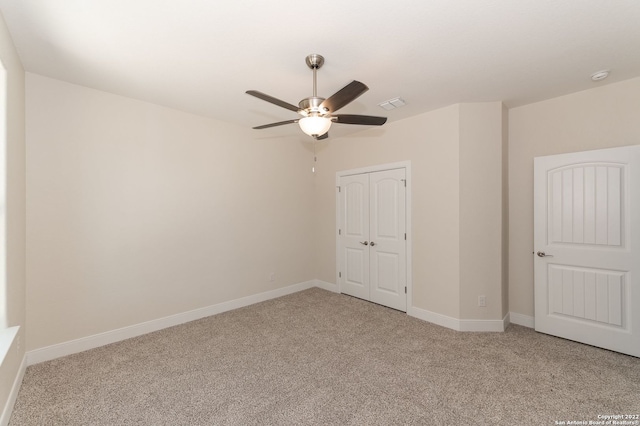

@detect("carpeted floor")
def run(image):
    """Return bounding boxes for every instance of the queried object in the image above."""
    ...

[10,288,640,425]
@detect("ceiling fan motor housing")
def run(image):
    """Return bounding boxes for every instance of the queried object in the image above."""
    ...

[299,97,329,116]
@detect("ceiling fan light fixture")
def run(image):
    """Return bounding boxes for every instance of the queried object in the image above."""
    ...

[299,116,332,137]
[247,54,387,138]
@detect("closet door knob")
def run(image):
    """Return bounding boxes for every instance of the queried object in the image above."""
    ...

[370,241,376,247]
[360,241,368,245]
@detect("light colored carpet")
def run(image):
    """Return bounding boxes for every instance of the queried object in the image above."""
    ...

[10,288,640,425]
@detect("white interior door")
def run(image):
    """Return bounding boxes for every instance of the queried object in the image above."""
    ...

[339,168,407,312]
[534,145,640,357]
[369,169,407,311]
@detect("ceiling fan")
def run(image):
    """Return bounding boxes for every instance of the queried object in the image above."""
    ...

[246,54,387,140]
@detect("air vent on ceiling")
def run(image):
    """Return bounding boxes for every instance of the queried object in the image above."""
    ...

[378,97,406,110]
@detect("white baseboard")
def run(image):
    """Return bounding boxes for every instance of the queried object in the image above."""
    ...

[408,306,461,330]
[27,280,319,366]
[313,279,338,293]
[460,313,509,332]
[0,355,26,426]
[509,312,535,328]
[408,307,508,332]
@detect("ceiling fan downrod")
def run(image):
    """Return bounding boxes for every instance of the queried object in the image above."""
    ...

[305,54,324,98]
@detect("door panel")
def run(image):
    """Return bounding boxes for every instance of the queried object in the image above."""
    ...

[549,164,624,246]
[345,248,366,285]
[534,145,639,357]
[548,265,625,327]
[374,251,399,292]
[369,169,406,311]
[340,174,369,301]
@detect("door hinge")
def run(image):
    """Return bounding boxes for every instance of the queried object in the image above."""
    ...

[404,233,406,240]
[339,229,341,235]
[405,286,407,294]
[337,186,341,192]
[401,179,406,187]
[339,272,342,278]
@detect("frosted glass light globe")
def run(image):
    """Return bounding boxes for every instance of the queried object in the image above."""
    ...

[299,116,331,137]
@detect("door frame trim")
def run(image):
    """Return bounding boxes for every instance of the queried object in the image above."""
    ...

[335,161,412,312]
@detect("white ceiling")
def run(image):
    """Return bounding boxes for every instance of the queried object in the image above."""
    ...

[1,0,640,139]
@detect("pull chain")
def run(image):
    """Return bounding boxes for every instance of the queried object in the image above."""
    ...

[312,141,317,173]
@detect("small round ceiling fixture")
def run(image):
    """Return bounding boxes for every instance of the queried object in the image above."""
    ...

[591,70,610,81]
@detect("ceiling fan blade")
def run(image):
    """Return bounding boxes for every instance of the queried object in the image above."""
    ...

[314,132,329,140]
[332,114,387,126]
[320,81,369,113]
[252,119,299,129]
[246,90,300,113]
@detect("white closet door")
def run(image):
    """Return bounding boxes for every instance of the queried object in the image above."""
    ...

[534,145,640,357]
[339,168,407,312]
[340,173,370,301]
[369,169,407,311]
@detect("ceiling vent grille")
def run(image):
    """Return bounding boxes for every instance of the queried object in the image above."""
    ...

[379,97,406,110]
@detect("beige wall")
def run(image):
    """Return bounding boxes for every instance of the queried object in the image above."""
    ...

[508,77,640,317]
[314,105,462,318]
[0,10,26,419]
[25,74,316,350]
[458,102,505,320]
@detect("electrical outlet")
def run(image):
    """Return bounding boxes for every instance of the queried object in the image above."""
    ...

[269,272,275,282]
[478,295,486,307]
